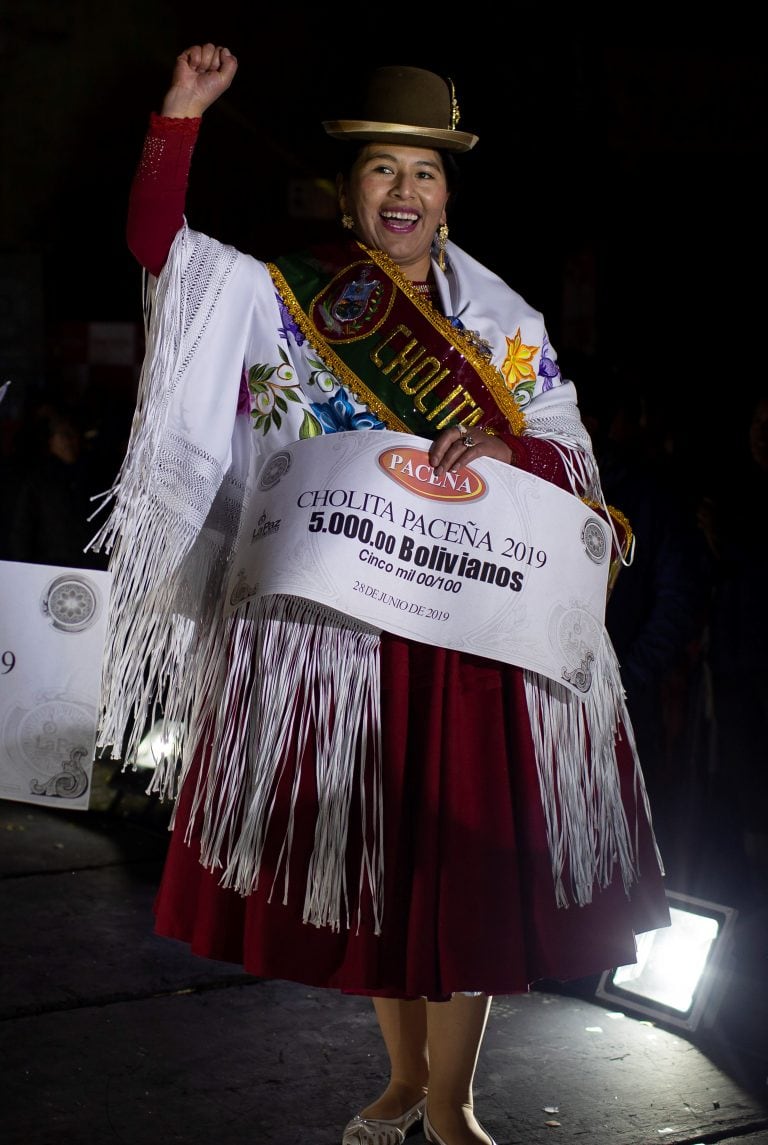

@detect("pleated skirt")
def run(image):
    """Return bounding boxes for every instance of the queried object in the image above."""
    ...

[153,632,670,1000]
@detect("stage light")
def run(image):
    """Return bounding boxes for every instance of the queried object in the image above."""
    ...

[595,891,738,1031]
[134,718,182,771]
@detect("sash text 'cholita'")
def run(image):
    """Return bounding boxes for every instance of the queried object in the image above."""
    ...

[370,324,484,429]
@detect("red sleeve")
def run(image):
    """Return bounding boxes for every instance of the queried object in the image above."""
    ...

[126,113,201,276]
[507,435,572,489]
[484,422,572,490]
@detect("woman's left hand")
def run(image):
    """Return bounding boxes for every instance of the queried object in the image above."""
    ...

[428,424,513,477]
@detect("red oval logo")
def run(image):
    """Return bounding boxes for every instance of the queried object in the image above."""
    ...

[377,446,487,502]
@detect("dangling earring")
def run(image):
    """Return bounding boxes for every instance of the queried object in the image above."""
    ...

[436,222,449,271]
[341,213,355,230]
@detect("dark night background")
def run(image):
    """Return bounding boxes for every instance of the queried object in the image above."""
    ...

[1,2,766,458]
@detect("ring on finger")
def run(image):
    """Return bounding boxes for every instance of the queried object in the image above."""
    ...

[462,433,475,447]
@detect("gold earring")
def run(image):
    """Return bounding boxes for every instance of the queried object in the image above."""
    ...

[341,213,355,230]
[436,222,449,271]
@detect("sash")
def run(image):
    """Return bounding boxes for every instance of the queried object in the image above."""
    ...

[268,241,526,441]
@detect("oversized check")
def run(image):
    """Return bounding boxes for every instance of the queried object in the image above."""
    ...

[0,561,112,809]
[226,431,612,697]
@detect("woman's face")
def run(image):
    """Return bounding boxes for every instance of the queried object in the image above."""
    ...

[340,143,449,281]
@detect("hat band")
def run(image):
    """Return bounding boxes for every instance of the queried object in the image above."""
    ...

[323,119,478,153]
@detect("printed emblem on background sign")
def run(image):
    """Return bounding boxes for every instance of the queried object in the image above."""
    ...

[2,693,94,799]
[41,574,101,633]
[377,445,487,503]
[30,746,89,799]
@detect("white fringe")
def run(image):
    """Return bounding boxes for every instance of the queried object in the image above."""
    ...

[524,630,663,907]
[92,238,196,764]
[187,594,384,934]
[91,226,244,771]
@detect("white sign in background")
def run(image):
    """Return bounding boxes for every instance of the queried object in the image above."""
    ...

[227,431,611,697]
[0,561,112,809]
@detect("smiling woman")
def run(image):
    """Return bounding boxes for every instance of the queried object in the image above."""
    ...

[94,43,671,1145]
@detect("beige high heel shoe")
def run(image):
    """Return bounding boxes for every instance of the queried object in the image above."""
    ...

[342,1097,426,1144]
[423,1108,497,1145]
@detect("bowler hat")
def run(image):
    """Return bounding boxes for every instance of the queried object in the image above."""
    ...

[322,65,478,153]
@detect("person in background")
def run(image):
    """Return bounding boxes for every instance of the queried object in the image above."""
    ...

[576,363,713,878]
[4,400,109,570]
[697,392,768,904]
[96,45,670,1145]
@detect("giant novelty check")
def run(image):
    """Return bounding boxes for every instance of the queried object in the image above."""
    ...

[226,431,611,697]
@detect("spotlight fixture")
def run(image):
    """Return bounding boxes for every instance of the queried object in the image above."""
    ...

[595,890,738,1031]
[134,718,182,772]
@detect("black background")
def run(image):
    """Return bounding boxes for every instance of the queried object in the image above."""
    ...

[2,2,766,452]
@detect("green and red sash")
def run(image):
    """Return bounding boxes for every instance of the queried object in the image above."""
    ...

[268,241,525,440]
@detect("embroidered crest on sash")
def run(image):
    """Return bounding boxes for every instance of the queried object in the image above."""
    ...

[312,262,396,343]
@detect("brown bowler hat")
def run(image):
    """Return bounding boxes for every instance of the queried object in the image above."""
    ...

[323,65,478,153]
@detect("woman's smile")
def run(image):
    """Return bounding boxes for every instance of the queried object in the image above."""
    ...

[380,209,420,232]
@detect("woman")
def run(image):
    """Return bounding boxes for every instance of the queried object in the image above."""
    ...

[97,45,670,1145]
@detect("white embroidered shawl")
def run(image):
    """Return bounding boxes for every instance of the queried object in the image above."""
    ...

[93,226,659,930]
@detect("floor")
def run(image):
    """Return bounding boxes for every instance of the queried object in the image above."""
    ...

[2,761,767,1145]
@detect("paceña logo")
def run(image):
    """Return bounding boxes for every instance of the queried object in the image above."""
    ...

[377,446,486,502]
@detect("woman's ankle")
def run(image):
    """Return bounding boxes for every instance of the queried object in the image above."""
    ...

[360,1081,428,1119]
[425,1100,491,1144]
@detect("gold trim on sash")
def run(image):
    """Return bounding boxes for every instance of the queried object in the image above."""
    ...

[364,246,526,438]
[267,242,526,439]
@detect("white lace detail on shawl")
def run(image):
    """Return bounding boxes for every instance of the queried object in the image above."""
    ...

[92,226,246,767]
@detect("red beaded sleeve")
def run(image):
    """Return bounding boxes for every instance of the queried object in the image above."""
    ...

[126,113,201,276]
[484,424,573,490]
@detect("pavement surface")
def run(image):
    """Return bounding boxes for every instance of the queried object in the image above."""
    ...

[2,760,767,1145]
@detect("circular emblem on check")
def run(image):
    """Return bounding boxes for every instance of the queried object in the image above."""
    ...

[581,517,607,564]
[42,574,100,632]
[259,450,292,490]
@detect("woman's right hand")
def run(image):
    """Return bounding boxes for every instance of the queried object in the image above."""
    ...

[161,43,238,118]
